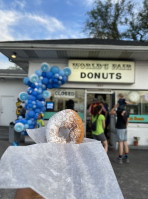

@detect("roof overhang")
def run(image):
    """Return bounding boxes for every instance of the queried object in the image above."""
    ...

[0,39,148,72]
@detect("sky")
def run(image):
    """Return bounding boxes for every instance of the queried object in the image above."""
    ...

[0,0,96,41]
[0,0,141,69]
[0,0,96,69]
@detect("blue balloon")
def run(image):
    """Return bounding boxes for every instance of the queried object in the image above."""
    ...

[30,74,39,83]
[42,90,51,99]
[36,94,43,100]
[24,104,28,109]
[42,78,49,85]
[41,107,46,112]
[42,84,46,90]
[59,70,64,76]
[59,76,63,80]
[37,88,43,94]
[27,111,35,118]
[30,83,36,88]
[21,131,28,135]
[48,79,53,83]
[40,98,45,101]
[58,81,62,85]
[50,66,59,74]
[54,73,59,78]
[46,71,53,79]
[35,108,41,113]
[63,67,71,76]
[18,62,71,132]
[15,120,22,124]
[14,123,24,132]
[29,125,35,129]
[28,95,36,101]
[27,88,33,95]
[34,115,38,120]
[19,92,28,101]
[42,72,46,77]
[33,105,37,109]
[23,77,29,85]
[62,76,67,84]
[28,81,33,87]
[18,116,23,120]
[35,70,42,77]
[53,84,60,88]
[27,120,32,125]
[24,124,29,129]
[47,83,53,89]
[41,63,49,72]
[53,78,58,83]
[12,142,19,146]
[21,119,27,124]
[41,101,46,106]
[36,101,44,108]
[32,101,36,105]
[28,103,33,109]
[32,90,38,96]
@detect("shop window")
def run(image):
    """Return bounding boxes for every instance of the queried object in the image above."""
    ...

[44,88,85,121]
[116,90,148,123]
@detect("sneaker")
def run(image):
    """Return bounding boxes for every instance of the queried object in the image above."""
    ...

[117,157,123,164]
[123,157,130,163]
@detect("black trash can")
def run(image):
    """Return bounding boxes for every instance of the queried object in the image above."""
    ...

[9,122,21,144]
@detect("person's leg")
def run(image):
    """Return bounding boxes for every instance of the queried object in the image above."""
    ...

[124,141,129,154]
[117,141,123,164]
[118,141,124,156]
[123,141,129,163]
[102,140,108,152]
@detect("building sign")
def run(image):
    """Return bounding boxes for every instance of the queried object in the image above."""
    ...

[54,89,75,98]
[68,60,135,83]
[129,115,148,123]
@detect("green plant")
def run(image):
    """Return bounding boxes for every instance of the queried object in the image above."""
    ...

[134,137,140,141]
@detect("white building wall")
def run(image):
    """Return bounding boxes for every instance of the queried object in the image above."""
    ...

[0,79,26,126]
[28,60,148,146]
[0,60,147,146]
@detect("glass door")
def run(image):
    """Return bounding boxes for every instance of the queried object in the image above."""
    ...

[84,90,114,138]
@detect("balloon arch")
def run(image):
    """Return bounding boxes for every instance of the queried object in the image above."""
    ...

[14,62,71,133]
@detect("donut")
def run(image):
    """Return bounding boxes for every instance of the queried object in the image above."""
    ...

[46,109,84,144]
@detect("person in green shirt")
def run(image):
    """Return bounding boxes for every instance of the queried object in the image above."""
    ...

[37,114,45,128]
[92,105,108,152]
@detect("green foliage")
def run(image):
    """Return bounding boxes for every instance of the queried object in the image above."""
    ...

[84,0,148,41]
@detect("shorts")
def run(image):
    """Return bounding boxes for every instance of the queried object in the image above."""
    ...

[116,129,127,141]
[92,133,107,142]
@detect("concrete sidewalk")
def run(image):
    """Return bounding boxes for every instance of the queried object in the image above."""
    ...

[0,139,148,199]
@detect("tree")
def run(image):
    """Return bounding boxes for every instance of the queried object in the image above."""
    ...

[126,0,148,41]
[84,0,148,41]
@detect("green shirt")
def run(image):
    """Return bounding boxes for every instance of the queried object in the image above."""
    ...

[37,119,44,128]
[92,114,105,135]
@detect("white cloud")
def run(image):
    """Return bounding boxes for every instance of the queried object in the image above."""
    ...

[84,0,95,6]
[0,9,66,41]
[27,14,65,33]
[0,4,87,42]
[0,10,18,41]
[12,0,26,9]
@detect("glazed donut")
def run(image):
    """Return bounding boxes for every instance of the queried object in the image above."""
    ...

[46,109,84,144]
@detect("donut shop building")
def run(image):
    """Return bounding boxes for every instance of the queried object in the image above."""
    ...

[0,38,148,147]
